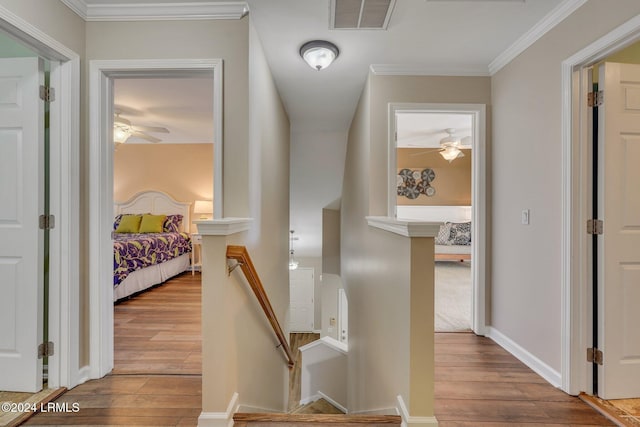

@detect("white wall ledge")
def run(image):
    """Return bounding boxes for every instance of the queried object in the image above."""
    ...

[366,216,441,237]
[195,218,253,236]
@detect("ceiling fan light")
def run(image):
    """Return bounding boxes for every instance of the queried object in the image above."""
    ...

[300,40,339,71]
[440,147,464,163]
[114,124,132,144]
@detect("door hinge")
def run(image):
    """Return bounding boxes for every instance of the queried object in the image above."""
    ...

[588,90,603,107]
[39,85,55,102]
[39,214,55,230]
[38,341,54,359]
[587,219,603,235]
[587,347,603,365]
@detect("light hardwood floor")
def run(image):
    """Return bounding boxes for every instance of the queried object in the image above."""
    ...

[23,273,613,426]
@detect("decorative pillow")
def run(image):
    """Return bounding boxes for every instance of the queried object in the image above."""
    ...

[139,214,167,233]
[448,222,471,246]
[115,214,143,233]
[435,222,452,245]
[113,214,124,231]
[163,214,183,232]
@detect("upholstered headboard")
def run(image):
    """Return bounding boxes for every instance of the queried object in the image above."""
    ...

[114,190,191,232]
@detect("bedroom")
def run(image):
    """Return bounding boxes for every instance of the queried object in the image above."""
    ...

[394,110,474,333]
[111,75,214,373]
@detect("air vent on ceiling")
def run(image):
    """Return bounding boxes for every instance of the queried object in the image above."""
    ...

[330,0,396,30]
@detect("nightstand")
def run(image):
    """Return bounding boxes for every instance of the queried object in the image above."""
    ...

[191,233,202,275]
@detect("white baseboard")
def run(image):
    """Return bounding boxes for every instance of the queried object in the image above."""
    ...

[318,391,347,414]
[396,395,439,427]
[299,393,321,406]
[198,392,238,427]
[485,326,562,388]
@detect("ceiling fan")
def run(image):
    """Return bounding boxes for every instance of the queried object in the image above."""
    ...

[408,128,468,163]
[113,112,170,146]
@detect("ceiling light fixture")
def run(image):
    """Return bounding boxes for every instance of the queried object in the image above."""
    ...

[299,40,340,71]
[439,128,465,163]
[113,122,132,145]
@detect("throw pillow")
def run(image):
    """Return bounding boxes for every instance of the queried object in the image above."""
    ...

[163,214,183,232]
[115,214,143,233]
[449,222,471,245]
[435,222,452,245]
[139,214,167,233]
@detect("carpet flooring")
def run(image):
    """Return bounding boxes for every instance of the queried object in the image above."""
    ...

[435,261,471,332]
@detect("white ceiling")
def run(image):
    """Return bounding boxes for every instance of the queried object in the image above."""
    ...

[114,77,214,144]
[65,0,572,257]
[396,113,472,148]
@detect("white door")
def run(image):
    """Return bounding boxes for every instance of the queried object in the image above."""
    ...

[290,268,314,332]
[598,62,640,399]
[0,57,44,392]
[338,288,348,345]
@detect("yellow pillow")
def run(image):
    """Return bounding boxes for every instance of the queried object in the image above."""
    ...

[115,214,143,233]
[138,214,167,233]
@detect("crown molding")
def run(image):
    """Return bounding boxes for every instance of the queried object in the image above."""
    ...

[370,64,490,77]
[60,0,249,21]
[489,0,588,75]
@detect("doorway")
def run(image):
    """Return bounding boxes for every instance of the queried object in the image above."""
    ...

[0,10,80,393]
[89,59,223,379]
[563,17,640,399]
[388,103,487,335]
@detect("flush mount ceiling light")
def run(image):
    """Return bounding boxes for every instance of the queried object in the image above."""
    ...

[299,40,340,71]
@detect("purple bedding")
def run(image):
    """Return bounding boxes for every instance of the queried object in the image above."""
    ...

[113,232,191,287]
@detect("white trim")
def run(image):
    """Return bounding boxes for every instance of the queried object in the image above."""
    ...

[89,58,224,380]
[366,217,441,237]
[489,0,587,74]
[60,0,249,21]
[299,336,348,354]
[486,326,562,388]
[318,391,348,414]
[76,365,91,386]
[396,395,439,427]
[195,218,253,236]
[299,393,321,406]
[198,392,239,427]
[387,103,487,336]
[370,64,489,77]
[560,13,640,396]
[0,6,81,391]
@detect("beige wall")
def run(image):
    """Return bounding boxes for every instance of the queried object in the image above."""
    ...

[341,73,490,413]
[113,143,213,232]
[397,148,471,206]
[320,273,342,340]
[490,0,640,373]
[322,207,341,275]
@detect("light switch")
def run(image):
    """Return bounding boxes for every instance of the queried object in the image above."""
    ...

[521,209,530,225]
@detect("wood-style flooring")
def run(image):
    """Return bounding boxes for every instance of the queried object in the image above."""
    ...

[24,272,202,426]
[288,332,321,412]
[434,332,615,426]
[21,272,614,426]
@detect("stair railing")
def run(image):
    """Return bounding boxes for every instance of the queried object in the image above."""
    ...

[226,245,295,368]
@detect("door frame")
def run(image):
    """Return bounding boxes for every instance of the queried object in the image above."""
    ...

[388,103,487,335]
[88,58,223,378]
[0,7,81,389]
[562,15,640,395]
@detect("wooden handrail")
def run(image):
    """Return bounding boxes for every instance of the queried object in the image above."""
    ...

[226,245,295,368]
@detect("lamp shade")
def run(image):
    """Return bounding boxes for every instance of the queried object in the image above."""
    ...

[193,200,213,219]
[300,40,339,71]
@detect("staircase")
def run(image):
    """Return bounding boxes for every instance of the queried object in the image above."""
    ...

[233,412,402,426]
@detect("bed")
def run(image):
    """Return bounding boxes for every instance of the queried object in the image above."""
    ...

[396,205,472,262]
[113,190,192,301]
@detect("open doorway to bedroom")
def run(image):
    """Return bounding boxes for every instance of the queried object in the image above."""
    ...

[110,75,214,375]
[89,59,224,380]
[389,103,487,335]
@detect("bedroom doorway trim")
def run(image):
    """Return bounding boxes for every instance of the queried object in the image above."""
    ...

[388,103,487,335]
[89,58,223,378]
[561,15,640,396]
[0,7,81,389]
